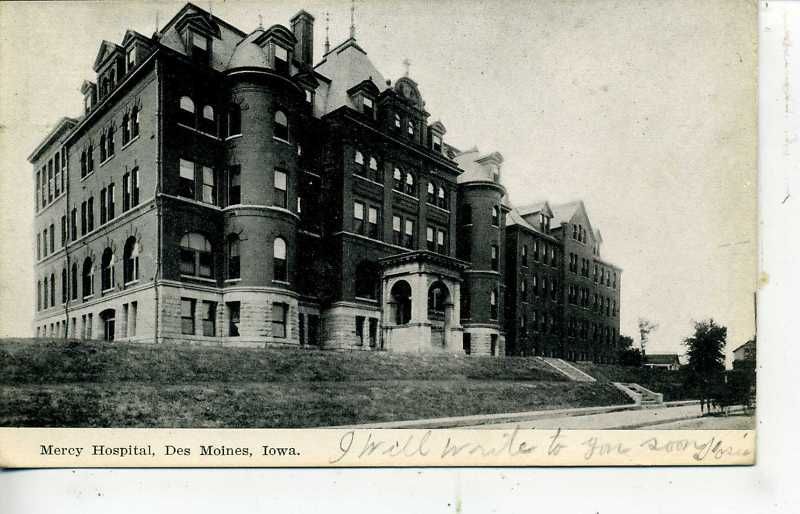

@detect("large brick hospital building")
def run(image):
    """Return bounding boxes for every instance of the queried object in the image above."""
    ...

[30,3,622,362]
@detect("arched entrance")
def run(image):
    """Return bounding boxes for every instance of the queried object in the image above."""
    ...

[100,308,115,341]
[390,280,412,325]
[428,281,451,347]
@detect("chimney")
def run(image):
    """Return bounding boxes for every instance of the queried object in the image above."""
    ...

[290,10,314,66]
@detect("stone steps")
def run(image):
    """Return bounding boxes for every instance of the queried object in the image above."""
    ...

[537,357,597,382]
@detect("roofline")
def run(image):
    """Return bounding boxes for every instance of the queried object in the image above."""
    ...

[160,2,247,39]
[505,218,559,242]
[731,340,756,353]
[27,117,79,163]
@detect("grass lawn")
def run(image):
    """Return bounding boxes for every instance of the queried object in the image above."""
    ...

[573,362,696,401]
[0,339,632,427]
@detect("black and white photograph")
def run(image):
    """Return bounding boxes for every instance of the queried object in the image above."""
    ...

[0,0,762,468]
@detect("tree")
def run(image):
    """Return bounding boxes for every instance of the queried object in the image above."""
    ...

[637,318,658,358]
[684,319,727,410]
[618,334,634,350]
[618,348,643,367]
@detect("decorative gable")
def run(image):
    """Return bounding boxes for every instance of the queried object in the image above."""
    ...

[93,40,122,72]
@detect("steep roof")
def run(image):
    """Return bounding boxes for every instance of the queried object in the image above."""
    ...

[313,38,387,115]
[226,29,269,70]
[550,201,583,229]
[28,117,79,163]
[645,354,681,365]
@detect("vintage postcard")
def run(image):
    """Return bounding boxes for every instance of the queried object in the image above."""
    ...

[0,0,757,467]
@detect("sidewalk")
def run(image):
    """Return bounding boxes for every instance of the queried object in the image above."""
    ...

[330,400,700,430]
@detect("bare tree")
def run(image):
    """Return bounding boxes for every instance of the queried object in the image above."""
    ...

[637,318,658,359]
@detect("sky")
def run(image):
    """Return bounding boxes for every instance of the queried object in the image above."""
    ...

[0,0,757,357]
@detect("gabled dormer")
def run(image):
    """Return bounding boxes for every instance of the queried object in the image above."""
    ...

[476,152,504,183]
[93,40,125,101]
[393,77,430,145]
[428,120,446,154]
[254,25,297,75]
[121,30,154,75]
[174,9,221,65]
[347,79,380,121]
[81,80,97,114]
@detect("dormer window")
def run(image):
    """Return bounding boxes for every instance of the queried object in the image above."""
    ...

[407,120,414,136]
[394,113,401,130]
[362,96,375,120]
[190,31,210,64]
[84,95,92,114]
[273,44,289,74]
[304,89,313,104]
[432,134,442,153]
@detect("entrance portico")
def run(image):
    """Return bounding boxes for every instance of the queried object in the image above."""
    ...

[379,251,468,354]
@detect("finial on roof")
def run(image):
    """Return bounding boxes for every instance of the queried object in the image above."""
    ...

[403,58,411,77]
[349,0,356,39]
[324,11,330,53]
[258,13,263,29]
[208,1,212,16]
[153,10,161,38]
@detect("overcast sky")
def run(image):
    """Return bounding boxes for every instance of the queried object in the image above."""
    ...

[0,0,757,356]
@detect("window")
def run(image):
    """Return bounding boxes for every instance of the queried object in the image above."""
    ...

[391,281,412,325]
[273,237,287,282]
[123,237,139,284]
[100,187,107,224]
[463,333,472,355]
[404,172,415,195]
[191,32,210,63]
[362,96,374,119]
[35,171,40,211]
[369,318,378,347]
[404,218,415,248]
[36,280,41,311]
[131,105,140,138]
[87,145,94,174]
[368,157,379,182]
[368,206,380,239]
[227,104,241,137]
[227,302,240,336]
[180,232,213,278]
[70,208,77,241]
[60,216,66,247]
[201,105,215,134]
[304,89,313,103]
[181,298,196,335]
[274,169,287,208]
[490,289,498,319]
[428,282,448,315]
[228,165,241,205]
[522,245,528,266]
[107,183,115,221]
[491,245,499,270]
[393,168,402,191]
[272,303,287,338]
[126,46,136,71]
[437,229,447,254]
[427,182,436,204]
[49,223,55,253]
[100,133,107,162]
[394,113,401,129]
[72,266,80,302]
[107,125,115,157]
[202,166,215,204]
[227,234,240,279]
[392,215,402,245]
[132,167,139,206]
[123,172,131,211]
[42,229,47,257]
[179,159,195,198]
[54,155,60,196]
[101,248,114,292]
[49,273,55,308]
[460,288,471,319]
[273,45,289,74]
[202,301,216,336]
[179,96,195,126]
[437,186,447,209]
[80,202,87,235]
[491,206,500,226]
[47,163,53,202]
[407,119,414,136]
[354,149,364,166]
[355,261,379,300]
[61,268,67,304]
[355,316,365,346]
[426,226,435,251]
[432,134,442,152]
[36,234,41,260]
[82,257,93,298]
[521,279,528,301]
[274,110,289,141]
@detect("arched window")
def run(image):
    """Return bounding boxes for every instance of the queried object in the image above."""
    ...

[227,104,241,137]
[201,105,216,134]
[354,261,380,300]
[49,275,55,308]
[180,232,213,278]
[427,281,449,316]
[82,257,93,298]
[437,186,447,209]
[273,237,287,282]
[71,262,78,300]
[490,289,498,320]
[101,248,114,292]
[274,110,289,141]
[227,234,240,279]
[123,237,139,284]
[491,205,500,226]
[394,113,401,129]
[391,280,412,325]
[179,96,195,126]
[407,119,414,136]
[40,279,45,310]
[61,268,67,304]
[404,172,415,195]
[354,150,364,165]
[80,151,87,177]
[122,111,130,144]
[393,168,402,190]
[99,132,107,161]
[368,157,378,171]
[427,182,435,204]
